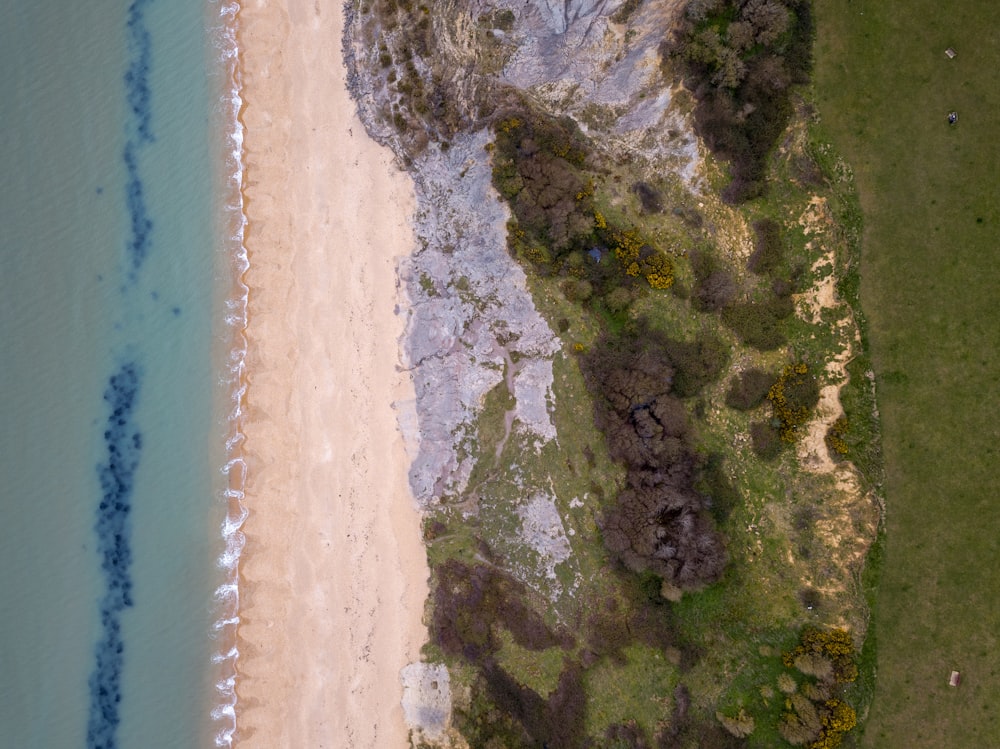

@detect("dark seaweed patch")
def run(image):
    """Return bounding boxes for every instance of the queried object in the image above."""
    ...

[87,362,142,749]
[123,142,152,277]
[122,0,155,280]
[124,0,154,146]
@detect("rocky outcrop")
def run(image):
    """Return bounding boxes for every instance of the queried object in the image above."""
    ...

[400,131,560,505]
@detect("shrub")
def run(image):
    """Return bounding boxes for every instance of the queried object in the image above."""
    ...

[583,323,728,590]
[689,249,737,312]
[767,362,820,441]
[778,693,822,746]
[631,181,664,213]
[452,674,533,748]
[696,452,741,523]
[721,295,793,350]
[431,560,570,662]
[605,721,652,748]
[694,268,738,311]
[665,333,729,398]
[799,587,822,610]
[750,420,782,460]
[562,278,594,302]
[480,658,588,748]
[725,367,775,410]
[638,248,675,290]
[811,699,857,749]
[491,111,594,254]
[601,482,727,589]
[717,708,755,738]
[793,653,834,682]
[748,218,784,275]
[777,672,798,694]
[783,627,859,685]
[824,416,849,457]
[605,286,635,313]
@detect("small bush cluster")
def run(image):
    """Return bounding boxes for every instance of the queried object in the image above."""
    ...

[631,181,664,213]
[492,114,594,253]
[717,707,755,738]
[725,367,775,410]
[767,362,820,441]
[667,0,815,202]
[612,229,674,289]
[783,627,858,684]
[492,109,677,316]
[824,416,849,456]
[772,627,859,747]
[696,453,741,523]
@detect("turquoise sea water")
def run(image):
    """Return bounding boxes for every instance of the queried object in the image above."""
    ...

[0,1,244,746]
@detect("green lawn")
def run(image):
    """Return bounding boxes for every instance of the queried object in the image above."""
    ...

[812,2,1000,745]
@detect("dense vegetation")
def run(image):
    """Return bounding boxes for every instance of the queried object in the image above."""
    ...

[667,0,814,202]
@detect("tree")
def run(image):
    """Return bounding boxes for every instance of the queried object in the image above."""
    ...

[583,323,728,590]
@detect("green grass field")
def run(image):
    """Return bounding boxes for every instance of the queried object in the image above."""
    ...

[813,2,1000,745]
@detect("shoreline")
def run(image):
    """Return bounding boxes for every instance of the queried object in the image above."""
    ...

[231,0,429,746]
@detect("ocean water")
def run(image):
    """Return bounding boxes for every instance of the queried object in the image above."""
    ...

[0,1,245,747]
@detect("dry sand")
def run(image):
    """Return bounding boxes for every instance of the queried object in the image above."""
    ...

[233,1,429,746]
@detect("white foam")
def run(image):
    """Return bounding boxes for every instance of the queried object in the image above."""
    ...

[208,3,248,746]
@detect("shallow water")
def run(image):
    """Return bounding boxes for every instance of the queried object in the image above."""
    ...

[0,1,240,746]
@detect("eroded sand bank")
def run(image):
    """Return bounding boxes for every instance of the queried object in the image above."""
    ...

[234,1,428,746]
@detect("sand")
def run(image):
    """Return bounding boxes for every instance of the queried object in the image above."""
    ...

[233,1,429,746]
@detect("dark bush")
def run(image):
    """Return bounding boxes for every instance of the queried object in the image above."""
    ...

[632,181,665,213]
[562,277,594,302]
[585,598,633,664]
[724,367,775,410]
[602,481,727,589]
[799,587,822,610]
[546,661,588,748]
[696,453,740,523]
[665,333,730,397]
[690,248,737,313]
[453,677,534,748]
[750,420,782,460]
[480,661,549,744]
[656,684,691,746]
[721,295,793,350]
[771,276,795,298]
[694,268,738,312]
[748,218,784,275]
[585,573,685,666]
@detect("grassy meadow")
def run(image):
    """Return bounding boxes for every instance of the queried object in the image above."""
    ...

[812,1,1000,745]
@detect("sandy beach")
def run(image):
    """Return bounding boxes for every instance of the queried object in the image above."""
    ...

[233,1,429,746]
